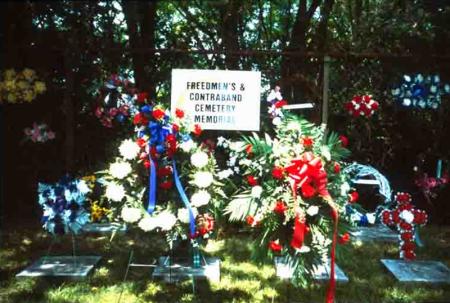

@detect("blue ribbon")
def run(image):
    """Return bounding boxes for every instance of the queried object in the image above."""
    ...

[172,159,196,237]
[147,153,156,214]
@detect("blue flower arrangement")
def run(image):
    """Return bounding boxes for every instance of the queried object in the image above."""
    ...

[392,74,450,109]
[38,176,91,235]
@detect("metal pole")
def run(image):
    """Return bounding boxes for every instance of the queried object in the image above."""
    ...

[321,55,331,131]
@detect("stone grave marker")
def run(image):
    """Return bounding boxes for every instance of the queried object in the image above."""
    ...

[351,224,398,242]
[152,256,220,283]
[274,257,349,283]
[381,259,450,283]
[16,256,101,278]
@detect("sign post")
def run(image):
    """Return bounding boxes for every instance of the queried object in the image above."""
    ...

[171,69,261,131]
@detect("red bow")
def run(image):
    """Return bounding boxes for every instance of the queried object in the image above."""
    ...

[284,152,330,199]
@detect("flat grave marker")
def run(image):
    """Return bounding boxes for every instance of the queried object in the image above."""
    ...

[381,259,450,283]
[351,224,398,242]
[152,256,220,283]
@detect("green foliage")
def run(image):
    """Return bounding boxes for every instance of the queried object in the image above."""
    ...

[1,226,450,303]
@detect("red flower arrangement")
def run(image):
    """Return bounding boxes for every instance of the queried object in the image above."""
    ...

[344,95,379,117]
[381,192,428,260]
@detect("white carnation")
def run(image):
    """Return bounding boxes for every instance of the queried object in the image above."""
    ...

[156,211,177,231]
[105,182,125,202]
[109,161,132,179]
[251,186,263,198]
[272,117,282,126]
[119,139,140,160]
[340,182,350,197]
[138,216,158,232]
[76,180,90,194]
[218,169,234,180]
[191,151,209,168]
[400,210,414,224]
[229,141,246,152]
[306,205,319,217]
[177,207,198,224]
[121,207,141,223]
[180,139,195,152]
[366,213,376,224]
[191,190,211,207]
[193,171,214,188]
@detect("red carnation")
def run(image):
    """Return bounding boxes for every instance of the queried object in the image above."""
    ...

[159,180,173,190]
[246,215,255,226]
[175,108,184,118]
[137,92,148,103]
[403,250,416,260]
[143,160,150,169]
[269,240,283,252]
[157,166,172,177]
[401,241,416,251]
[133,113,144,125]
[339,135,349,147]
[353,95,363,103]
[245,144,253,156]
[352,110,361,117]
[193,124,202,136]
[274,100,287,108]
[371,101,379,110]
[338,233,350,245]
[399,222,412,231]
[152,108,165,120]
[301,183,316,198]
[302,136,314,148]
[344,102,354,112]
[247,175,258,187]
[272,166,284,179]
[400,231,413,241]
[392,209,401,224]
[273,201,287,214]
[136,138,147,148]
[396,192,411,203]
[334,162,341,174]
[172,123,179,132]
[348,191,359,203]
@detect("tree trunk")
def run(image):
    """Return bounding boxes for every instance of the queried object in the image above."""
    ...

[221,0,241,69]
[122,1,157,95]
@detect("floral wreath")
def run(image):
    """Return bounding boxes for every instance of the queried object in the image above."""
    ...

[219,100,352,301]
[24,122,55,143]
[0,68,46,104]
[391,74,450,109]
[95,100,221,266]
[94,74,137,128]
[38,176,91,235]
[381,192,427,260]
[344,95,379,118]
[342,163,393,226]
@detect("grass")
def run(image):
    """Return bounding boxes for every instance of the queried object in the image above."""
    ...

[1,224,449,303]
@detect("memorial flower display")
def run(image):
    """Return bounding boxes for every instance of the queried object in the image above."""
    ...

[0,68,46,104]
[23,122,56,143]
[37,176,91,235]
[94,74,136,128]
[391,74,450,109]
[219,110,352,298]
[94,101,222,253]
[344,95,379,117]
[381,192,428,260]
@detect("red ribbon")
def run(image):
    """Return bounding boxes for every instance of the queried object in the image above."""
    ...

[291,214,307,249]
[326,206,339,303]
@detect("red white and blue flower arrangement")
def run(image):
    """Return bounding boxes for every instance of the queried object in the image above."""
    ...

[38,176,91,235]
[218,95,353,301]
[381,192,428,260]
[94,99,221,266]
[391,74,450,109]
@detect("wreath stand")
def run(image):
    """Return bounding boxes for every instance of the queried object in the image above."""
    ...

[118,240,220,303]
[16,232,101,279]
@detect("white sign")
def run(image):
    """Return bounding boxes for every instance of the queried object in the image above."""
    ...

[171,69,261,131]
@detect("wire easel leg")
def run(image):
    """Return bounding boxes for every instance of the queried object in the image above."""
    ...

[117,249,134,303]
